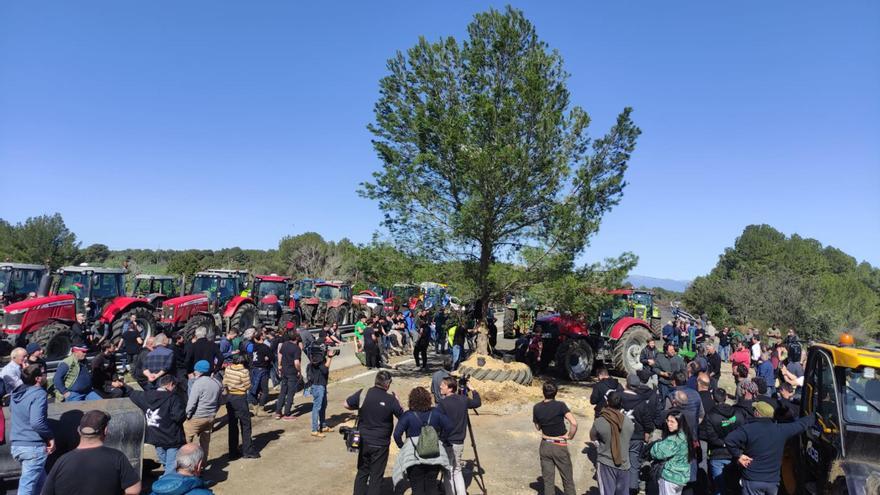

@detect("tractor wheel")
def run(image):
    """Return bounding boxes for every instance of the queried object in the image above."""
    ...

[230,303,257,333]
[650,318,662,335]
[183,314,216,341]
[339,305,350,325]
[555,339,594,381]
[612,326,652,376]
[32,322,73,361]
[300,304,315,327]
[503,307,517,339]
[325,307,340,328]
[111,306,156,342]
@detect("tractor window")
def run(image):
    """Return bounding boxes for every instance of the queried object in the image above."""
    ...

[92,273,123,300]
[161,280,178,297]
[812,352,841,431]
[632,293,652,307]
[218,278,236,302]
[57,272,90,299]
[191,277,219,298]
[842,367,880,427]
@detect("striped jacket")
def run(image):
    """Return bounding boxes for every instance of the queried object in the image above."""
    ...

[222,364,250,395]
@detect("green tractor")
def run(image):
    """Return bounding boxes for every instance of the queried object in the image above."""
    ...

[502,295,555,339]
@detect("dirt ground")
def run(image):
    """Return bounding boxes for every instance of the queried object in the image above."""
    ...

[139,345,737,495]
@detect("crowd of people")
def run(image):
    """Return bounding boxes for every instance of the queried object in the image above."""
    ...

[536,322,814,495]
[0,309,820,495]
[0,318,349,495]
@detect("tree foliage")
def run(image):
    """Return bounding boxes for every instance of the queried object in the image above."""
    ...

[683,224,880,341]
[81,243,111,263]
[362,6,640,314]
[0,214,80,269]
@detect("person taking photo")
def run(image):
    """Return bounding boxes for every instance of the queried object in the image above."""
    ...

[437,376,481,495]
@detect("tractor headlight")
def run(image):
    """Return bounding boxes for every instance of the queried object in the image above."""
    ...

[163,305,175,320]
[3,307,27,330]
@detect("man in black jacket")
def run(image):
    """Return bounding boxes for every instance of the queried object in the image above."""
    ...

[705,343,722,390]
[438,376,482,495]
[344,370,403,495]
[184,327,224,375]
[699,388,746,495]
[620,373,656,494]
[726,402,815,494]
[128,375,186,476]
[590,366,621,415]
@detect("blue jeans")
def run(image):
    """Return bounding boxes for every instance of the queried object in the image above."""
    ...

[67,390,102,401]
[11,445,48,495]
[155,446,179,476]
[452,345,462,370]
[719,345,731,362]
[310,384,327,432]
[709,458,731,495]
[248,368,269,405]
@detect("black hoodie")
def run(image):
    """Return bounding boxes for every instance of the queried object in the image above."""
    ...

[129,387,186,448]
[699,403,746,459]
[590,377,621,414]
[619,385,657,438]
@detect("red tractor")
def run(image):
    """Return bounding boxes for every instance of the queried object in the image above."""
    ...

[516,289,662,380]
[0,263,49,308]
[251,274,299,329]
[307,281,365,327]
[159,270,257,340]
[0,265,156,360]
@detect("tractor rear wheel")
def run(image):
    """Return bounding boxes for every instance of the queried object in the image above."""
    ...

[231,303,257,332]
[33,322,73,361]
[183,314,216,341]
[111,306,156,342]
[612,326,652,376]
[555,339,594,381]
[650,318,662,335]
[339,304,350,325]
[300,304,315,327]
[503,307,517,339]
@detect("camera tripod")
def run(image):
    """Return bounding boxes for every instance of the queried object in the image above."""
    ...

[466,412,487,495]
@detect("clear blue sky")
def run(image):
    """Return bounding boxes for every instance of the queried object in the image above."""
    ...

[2,1,878,280]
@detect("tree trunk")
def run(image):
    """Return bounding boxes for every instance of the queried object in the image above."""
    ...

[477,240,492,324]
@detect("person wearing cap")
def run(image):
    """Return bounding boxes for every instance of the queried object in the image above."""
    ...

[129,374,186,475]
[1,347,26,391]
[724,401,816,494]
[25,343,47,376]
[148,443,215,495]
[42,410,141,495]
[733,379,758,421]
[54,345,101,401]
[185,360,223,461]
[10,364,54,495]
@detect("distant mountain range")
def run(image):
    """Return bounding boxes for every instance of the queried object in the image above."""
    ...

[624,274,691,293]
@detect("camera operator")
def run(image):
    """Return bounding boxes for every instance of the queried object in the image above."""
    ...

[437,376,481,495]
[344,370,403,495]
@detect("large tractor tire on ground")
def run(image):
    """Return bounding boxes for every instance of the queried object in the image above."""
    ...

[183,314,216,341]
[32,322,73,361]
[555,339,594,381]
[230,303,257,332]
[326,306,346,327]
[502,307,517,339]
[612,326,652,376]
[650,318,662,335]
[111,306,156,341]
[457,358,533,386]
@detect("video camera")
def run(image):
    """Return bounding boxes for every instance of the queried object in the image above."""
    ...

[339,426,361,452]
[457,374,471,395]
[308,342,341,365]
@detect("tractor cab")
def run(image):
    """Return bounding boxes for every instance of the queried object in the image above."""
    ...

[391,283,420,310]
[131,274,179,308]
[206,269,250,295]
[0,263,48,307]
[294,278,322,300]
[419,282,449,310]
[252,275,296,328]
[316,282,351,303]
[53,265,127,319]
[783,342,880,494]
[597,289,660,337]
[189,272,241,308]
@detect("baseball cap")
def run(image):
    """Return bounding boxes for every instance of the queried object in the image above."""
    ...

[72,345,89,353]
[78,410,111,436]
[194,360,211,373]
[25,342,41,354]
[753,401,775,418]
[286,321,295,330]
